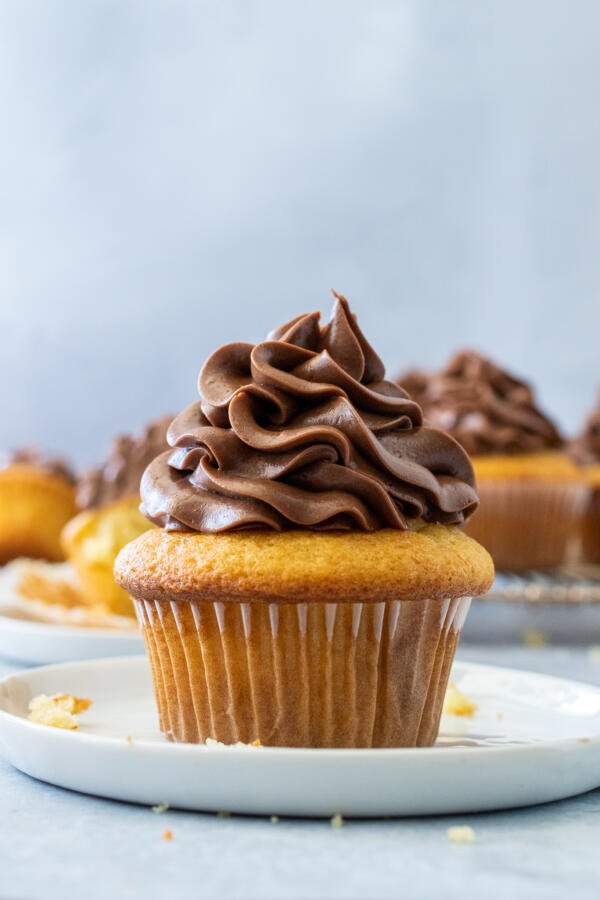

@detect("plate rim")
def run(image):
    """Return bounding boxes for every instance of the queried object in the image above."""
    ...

[0,610,142,642]
[0,655,599,758]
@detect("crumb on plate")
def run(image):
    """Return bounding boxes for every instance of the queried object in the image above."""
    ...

[447,825,476,844]
[330,813,344,828]
[577,737,590,744]
[163,830,173,841]
[443,683,477,717]
[270,815,279,824]
[204,737,263,750]
[217,810,231,819]
[28,693,92,730]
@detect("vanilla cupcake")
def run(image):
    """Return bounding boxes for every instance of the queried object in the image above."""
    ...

[569,400,600,564]
[116,295,493,748]
[417,351,588,571]
[62,417,171,616]
[0,448,77,564]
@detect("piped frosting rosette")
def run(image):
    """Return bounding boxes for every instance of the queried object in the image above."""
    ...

[141,294,478,533]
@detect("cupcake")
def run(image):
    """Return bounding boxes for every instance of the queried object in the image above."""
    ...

[115,294,492,748]
[569,399,600,564]
[417,350,588,571]
[0,448,77,564]
[62,417,171,616]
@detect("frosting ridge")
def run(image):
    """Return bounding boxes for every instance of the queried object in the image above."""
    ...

[79,416,172,509]
[413,351,561,457]
[142,294,478,532]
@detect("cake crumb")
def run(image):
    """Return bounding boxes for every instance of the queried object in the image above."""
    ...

[28,693,92,730]
[270,815,279,824]
[204,737,263,750]
[447,825,476,844]
[152,803,170,814]
[163,829,173,841]
[496,712,504,721]
[443,683,477,717]
[330,813,344,828]
[577,737,590,744]
[126,735,133,745]
[587,645,600,664]
[217,810,231,819]
[522,629,548,648]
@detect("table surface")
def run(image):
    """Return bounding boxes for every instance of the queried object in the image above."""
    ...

[1,644,600,900]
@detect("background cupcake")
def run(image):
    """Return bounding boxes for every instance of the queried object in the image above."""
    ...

[62,416,171,616]
[116,295,493,748]
[569,398,600,564]
[404,350,588,571]
[0,448,77,564]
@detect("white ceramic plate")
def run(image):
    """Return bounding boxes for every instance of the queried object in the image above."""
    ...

[0,612,143,665]
[0,657,599,817]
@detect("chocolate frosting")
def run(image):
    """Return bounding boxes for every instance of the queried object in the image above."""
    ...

[78,416,173,509]
[396,369,431,407]
[416,350,562,457]
[141,294,478,532]
[1,448,76,485]
[569,401,600,466]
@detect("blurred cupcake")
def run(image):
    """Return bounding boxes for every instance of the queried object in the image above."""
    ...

[417,350,588,571]
[0,448,77,564]
[569,399,600,564]
[62,417,171,616]
[116,294,493,748]
[395,368,430,407]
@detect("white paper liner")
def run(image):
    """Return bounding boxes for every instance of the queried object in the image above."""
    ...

[136,595,471,748]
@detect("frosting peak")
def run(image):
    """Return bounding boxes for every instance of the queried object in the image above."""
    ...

[142,295,479,532]
[78,416,173,509]
[414,350,561,457]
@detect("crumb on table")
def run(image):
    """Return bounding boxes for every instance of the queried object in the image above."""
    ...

[28,693,92,730]
[152,803,170,814]
[447,825,476,844]
[330,813,344,828]
[521,628,548,648]
[443,683,477,717]
[587,645,600,664]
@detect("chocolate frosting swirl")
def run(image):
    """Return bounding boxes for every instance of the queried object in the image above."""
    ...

[78,416,173,509]
[416,350,561,457]
[141,294,478,532]
[1,447,76,485]
[569,400,600,466]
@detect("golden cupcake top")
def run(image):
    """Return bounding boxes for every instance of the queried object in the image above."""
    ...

[140,293,479,533]
[0,447,76,485]
[407,350,562,457]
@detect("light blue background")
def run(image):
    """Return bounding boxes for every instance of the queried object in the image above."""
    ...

[1,1,599,465]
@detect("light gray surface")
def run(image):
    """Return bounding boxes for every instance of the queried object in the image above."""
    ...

[1,645,600,899]
[1,1,600,464]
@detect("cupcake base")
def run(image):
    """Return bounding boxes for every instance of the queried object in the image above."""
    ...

[135,595,471,748]
[464,479,589,572]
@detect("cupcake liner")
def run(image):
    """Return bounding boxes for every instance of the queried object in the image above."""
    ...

[578,490,600,564]
[135,595,471,748]
[465,479,590,572]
